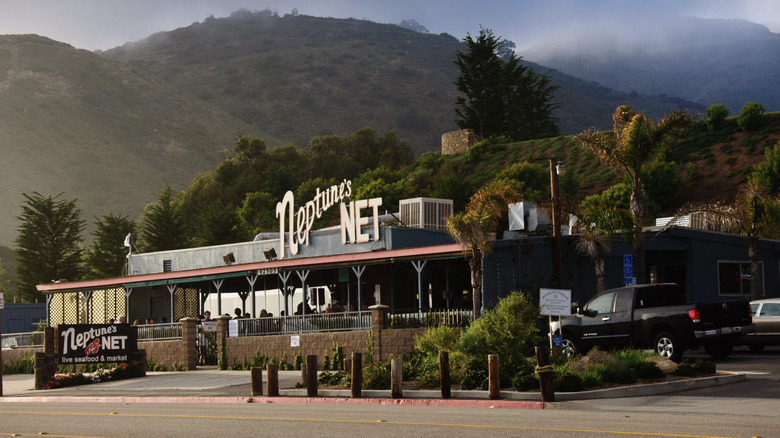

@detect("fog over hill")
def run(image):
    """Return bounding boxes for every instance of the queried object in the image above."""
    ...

[524,16,780,114]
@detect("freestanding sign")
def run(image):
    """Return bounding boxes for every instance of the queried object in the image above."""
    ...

[624,255,635,285]
[540,288,572,350]
[58,324,131,364]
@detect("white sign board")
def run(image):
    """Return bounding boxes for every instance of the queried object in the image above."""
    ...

[539,288,572,316]
[228,319,238,337]
[0,292,4,309]
[202,321,217,332]
[290,335,300,347]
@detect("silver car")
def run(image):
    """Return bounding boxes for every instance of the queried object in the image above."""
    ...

[736,298,780,352]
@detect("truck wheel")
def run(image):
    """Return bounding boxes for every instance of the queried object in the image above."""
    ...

[561,335,577,357]
[654,331,682,362]
[704,341,734,359]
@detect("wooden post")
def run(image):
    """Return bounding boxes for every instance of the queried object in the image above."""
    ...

[439,351,451,399]
[535,346,556,402]
[250,367,263,396]
[301,363,307,386]
[266,363,279,397]
[351,352,362,398]
[343,357,352,375]
[390,358,403,399]
[488,354,500,400]
[306,355,318,397]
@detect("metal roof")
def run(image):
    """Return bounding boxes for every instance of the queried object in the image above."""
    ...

[37,243,466,294]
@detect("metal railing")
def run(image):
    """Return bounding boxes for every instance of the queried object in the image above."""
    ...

[388,308,473,329]
[137,322,183,341]
[1,331,44,349]
[237,311,372,336]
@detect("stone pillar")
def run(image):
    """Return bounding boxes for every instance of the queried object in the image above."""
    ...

[369,305,388,363]
[216,314,232,370]
[180,317,198,371]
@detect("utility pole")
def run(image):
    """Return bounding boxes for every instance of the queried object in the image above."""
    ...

[549,159,564,288]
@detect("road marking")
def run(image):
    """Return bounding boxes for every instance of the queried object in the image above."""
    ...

[0,410,747,438]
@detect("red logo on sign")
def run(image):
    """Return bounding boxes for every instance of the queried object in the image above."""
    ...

[85,338,100,355]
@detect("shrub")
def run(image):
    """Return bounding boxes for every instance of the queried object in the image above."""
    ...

[414,325,460,355]
[579,365,606,388]
[737,102,766,131]
[512,372,539,391]
[362,361,390,389]
[673,359,716,377]
[600,361,638,385]
[457,291,541,380]
[318,370,350,387]
[705,103,729,130]
[554,370,584,392]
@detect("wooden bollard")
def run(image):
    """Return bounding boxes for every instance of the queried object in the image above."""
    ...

[439,351,451,399]
[251,367,263,396]
[344,357,352,375]
[535,346,555,402]
[266,363,279,397]
[351,352,362,398]
[488,354,500,400]
[301,363,307,386]
[391,358,403,399]
[306,355,318,397]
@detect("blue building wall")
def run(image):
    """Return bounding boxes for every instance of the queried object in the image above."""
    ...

[2,303,46,333]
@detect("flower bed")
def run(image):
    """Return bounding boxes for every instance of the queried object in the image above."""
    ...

[43,362,145,390]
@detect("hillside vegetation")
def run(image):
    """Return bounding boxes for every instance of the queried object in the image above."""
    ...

[102,11,703,153]
[0,35,267,246]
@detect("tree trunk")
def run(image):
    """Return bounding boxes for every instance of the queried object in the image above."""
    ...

[748,237,762,301]
[595,256,606,293]
[469,255,483,319]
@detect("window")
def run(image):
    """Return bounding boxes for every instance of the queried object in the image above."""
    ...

[585,292,615,315]
[163,260,172,272]
[718,261,763,296]
[759,303,780,317]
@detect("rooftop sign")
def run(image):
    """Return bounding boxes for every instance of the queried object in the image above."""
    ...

[275,179,382,259]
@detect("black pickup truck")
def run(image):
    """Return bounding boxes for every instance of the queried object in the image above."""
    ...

[551,283,754,361]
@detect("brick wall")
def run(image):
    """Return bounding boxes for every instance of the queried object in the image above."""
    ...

[140,339,183,369]
[2,347,41,368]
[441,129,475,155]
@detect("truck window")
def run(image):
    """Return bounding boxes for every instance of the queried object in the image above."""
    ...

[585,292,615,315]
[635,285,685,308]
[614,290,632,313]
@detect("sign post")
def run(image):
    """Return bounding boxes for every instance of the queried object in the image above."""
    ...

[539,288,572,350]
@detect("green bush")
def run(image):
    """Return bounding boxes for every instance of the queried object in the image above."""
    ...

[512,372,539,391]
[318,370,350,387]
[459,358,488,390]
[414,325,460,354]
[705,103,729,130]
[362,361,391,389]
[737,101,766,131]
[2,353,35,374]
[600,362,638,385]
[673,359,716,377]
[579,365,606,388]
[457,291,541,380]
[554,370,584,392]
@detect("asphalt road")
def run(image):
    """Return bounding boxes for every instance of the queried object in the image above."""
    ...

[0,347,778,438]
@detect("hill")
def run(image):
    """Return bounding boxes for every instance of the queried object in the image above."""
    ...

[101,11,703,154]
[0,35,267,247]
[525,17,780,114]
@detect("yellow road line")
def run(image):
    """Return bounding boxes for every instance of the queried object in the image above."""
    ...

[0,410,747,438]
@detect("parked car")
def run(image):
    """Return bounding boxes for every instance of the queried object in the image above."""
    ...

[734,298,780,352]
[551,283,754,362]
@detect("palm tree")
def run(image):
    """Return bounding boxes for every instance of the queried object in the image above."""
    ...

[447,183,519,318]
[575,105,694,283]
[575,200,632,293]
[671,182,780,300]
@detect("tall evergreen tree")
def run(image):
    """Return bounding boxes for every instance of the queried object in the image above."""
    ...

[15,192,85,302]
[86,213,136,279]
[454,28,559,141]
[139,186,189,252]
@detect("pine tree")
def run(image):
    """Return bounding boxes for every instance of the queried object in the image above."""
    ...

[139,186,189,252]
[15,192,85,301]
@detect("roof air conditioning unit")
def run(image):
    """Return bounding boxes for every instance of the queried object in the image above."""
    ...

[399,197,453,231]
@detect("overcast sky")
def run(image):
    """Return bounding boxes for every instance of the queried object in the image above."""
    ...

[0,0,778,52]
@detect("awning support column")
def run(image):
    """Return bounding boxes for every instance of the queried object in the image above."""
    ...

[296,270,310,315]
[212,279,224,315]
[411,260,427,318]
[246,272,259,318]
[351,265,365,311]
[80,291,92,324]
[167,284,176,322]
[278,271,291,316]
[124,287,133,322]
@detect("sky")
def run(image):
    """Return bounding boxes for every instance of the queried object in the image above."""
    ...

[0,0,778,52]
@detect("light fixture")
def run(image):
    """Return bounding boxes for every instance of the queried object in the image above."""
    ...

[223,252,235,265]
[556,161,566,176]
[264,248,277,261]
